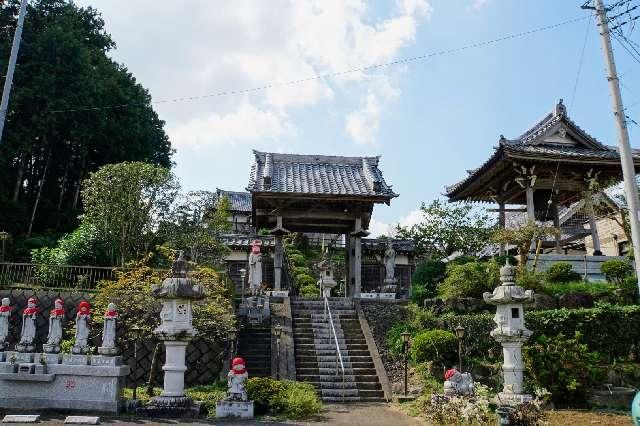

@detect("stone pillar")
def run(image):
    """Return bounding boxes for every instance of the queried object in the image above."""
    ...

[345,235,354,297]
[353,236,362,298]
[162,340,189,397]
[274,236,283,290]
[525,186,535,220]
[501,341,525,394]
[585,190,602,255]
[498,202,506,256]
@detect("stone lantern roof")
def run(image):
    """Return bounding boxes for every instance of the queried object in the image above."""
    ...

[152,252,205,300]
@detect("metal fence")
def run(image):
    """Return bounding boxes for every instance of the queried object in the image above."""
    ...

[0,263,169,291]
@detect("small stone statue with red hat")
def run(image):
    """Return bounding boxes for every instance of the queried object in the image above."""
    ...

[98,303,119,356]
[227,357,249,401]
[43,298,65,353]
[0,297,12,351]
[72,301,91,354]
[16,297,39,352]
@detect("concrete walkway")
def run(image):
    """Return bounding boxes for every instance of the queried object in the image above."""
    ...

[19,403,423,425]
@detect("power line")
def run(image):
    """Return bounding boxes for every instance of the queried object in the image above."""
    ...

[570,14,593,112]
[612,31,640,63]
[49,15,589,115]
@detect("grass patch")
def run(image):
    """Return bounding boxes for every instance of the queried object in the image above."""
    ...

[123,382,227,418]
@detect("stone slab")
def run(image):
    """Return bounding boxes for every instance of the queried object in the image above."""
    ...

[0,364,17,374]
[37,353,62,365]
[64,416,100,424]
[0,373,55,382]
[5,351,33,363]
[2,415,40,423]
[90,356,121,367]
[62,354,89,366]
[216,400,254,418]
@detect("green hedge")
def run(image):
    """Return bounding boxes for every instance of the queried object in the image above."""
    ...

[245,377,321,419]
[410,329,457,367]
[433,304,640,363]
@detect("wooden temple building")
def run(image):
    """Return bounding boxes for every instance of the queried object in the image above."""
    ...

[218,150,417,299]
[446,99,640,254]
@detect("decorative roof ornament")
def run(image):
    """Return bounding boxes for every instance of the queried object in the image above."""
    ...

[555,98,566,116]
[171,251,189,279]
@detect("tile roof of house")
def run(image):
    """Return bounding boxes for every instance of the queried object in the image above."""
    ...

[216,189,252,213]
[446,99,640,197]
[247,151,398,198]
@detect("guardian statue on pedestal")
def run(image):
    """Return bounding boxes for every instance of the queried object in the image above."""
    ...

[98,303,119,356]
[43,298,65,353]
[16,297,39,352]
[72,301,91,354]
[248,241,262,296]
[0,297,12,351]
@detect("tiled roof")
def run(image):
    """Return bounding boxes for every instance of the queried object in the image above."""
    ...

[221,234,274,248]
[216,189,252,213]
[248,151,397,198]
[362,238,416,253]
[446,100,640,197]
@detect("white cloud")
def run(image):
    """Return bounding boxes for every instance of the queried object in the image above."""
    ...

[169,102,294,150]
[368,209,423,237]
[75,0,431,151]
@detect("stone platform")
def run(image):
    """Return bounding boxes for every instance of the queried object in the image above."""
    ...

[216,400,254,418]
[0,352,129,413]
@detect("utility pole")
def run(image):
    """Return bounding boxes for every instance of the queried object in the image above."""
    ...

[0,0,28,145]
[589,0,640,294]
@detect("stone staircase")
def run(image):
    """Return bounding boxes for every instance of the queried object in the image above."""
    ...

[292,298,385,402]
[237,323,271,377]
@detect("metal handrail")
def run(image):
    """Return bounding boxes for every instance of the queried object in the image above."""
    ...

[323,295,346,402]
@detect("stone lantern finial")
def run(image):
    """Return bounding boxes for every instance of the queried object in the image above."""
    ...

[171,251,188,278]
[499,258,516,286]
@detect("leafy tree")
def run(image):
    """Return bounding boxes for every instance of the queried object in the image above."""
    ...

[491,220,559,270]
[396,199,492,259]
[81,162,179,265]
[0,0,172,247]
[160,191,232,264]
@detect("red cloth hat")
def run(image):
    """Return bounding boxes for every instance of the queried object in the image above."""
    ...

[231,357,246,374]
[50,298,65,316]
[24,297,39,315]
[77,301,91,315]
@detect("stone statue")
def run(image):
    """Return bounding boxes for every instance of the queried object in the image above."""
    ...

[43,298,65,353]
[248,241,262,296]
[383,241,396,282]
[72,301,91,354]
[443,367,474,396]
[98,303,119,356]
[0,297,12,351]
[227,357,249,401]
[16,297,39,352]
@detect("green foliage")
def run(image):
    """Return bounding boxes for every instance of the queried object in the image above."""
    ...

[185,383,227,417]
[438,261,499,299]
[81,161,179,265]
[545,262,581,283]
[515,270,547,294]
[293,266,312,276]
[387,323,419,359]
[30,223,108,267]
[418,383,494,425]
[395,199,493,259]
[542,280,616,297]
[245,377,321,419]
[524,333,601,404]
[299,284,320,297]
[492,219,559,268]
[296,274,316,288]
[289,254,306,266]
[410,329,457,366]
[601,259,634,287]
[0,0,172,242]
[411,260,446,304]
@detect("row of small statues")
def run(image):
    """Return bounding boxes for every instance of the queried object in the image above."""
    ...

[0,297,119,356]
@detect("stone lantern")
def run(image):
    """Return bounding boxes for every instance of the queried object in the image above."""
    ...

[140,252,204,418]
[483,260,534,405]
[317,253,337,298]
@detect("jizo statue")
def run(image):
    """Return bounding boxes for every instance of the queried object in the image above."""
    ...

[0,297,12,351]
[248,241,262,295]
[17,297,39,352]
[72,301,91,354]
[43,298,65,353]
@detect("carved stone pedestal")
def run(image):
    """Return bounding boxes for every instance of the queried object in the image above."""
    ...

[216,400,254,418]
[137,396,201,419]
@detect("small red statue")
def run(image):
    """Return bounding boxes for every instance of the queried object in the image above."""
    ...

[227,357,249,401]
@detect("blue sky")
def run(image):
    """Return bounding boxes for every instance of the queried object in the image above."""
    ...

[75,0,640,235]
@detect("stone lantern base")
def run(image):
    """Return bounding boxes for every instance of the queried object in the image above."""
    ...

[137,396,201,419]
[497,392,533,406]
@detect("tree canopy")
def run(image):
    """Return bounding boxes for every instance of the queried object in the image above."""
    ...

[0,0,172,255]
[396,199,493,259]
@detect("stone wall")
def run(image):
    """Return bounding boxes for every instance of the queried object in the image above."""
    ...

[0,288,225,387]
[359,300,408,384]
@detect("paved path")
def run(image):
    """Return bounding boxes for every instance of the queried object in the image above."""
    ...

[16,403,423,425]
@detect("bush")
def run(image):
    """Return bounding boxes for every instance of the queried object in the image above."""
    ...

[295,274,316,288]
[293,266,311,276]
[299,284,320,297]
[412,260,446,301]
[387,323,419,359]
[545,262,580,283]
[289,254,306,267]
[524,332,601,405]
[185,383,227,417]
[516,270,546,294]
[601,259,634,287]
[439,261,499,299]
[542,280,615,297]
[410,329,457,367]
[245,377,321,419]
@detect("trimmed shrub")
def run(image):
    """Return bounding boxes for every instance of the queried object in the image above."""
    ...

[439,261,499,299]
[545,262,580,283]
[524,332,601,405]
[410,329,457,366]
[246,377,286,414]
[299,284,320,297]
[245,377,321,418]
[542,281,615,297]
[601,259,634,286]
[289,254,306,267]
[185,383,227,417]
[516,270,547,294]
[293,266,311,276]
[295,274,316,288]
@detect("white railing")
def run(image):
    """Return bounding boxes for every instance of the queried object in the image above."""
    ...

[323,295,346,401]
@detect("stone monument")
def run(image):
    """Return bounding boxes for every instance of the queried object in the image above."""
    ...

[248,240,262,296]
[98,303,119,356]
[443,367,474,397]
[72,301,91,354]
[483,260,534,405]
[16,297,38,353]
[139,251,204,418]
[43,298,65,354]
[317,251,337,298]
[382,241,397,293]
[0,298,11,352]
[216,357,254,418]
